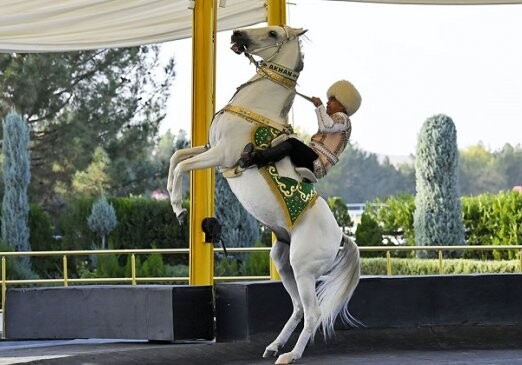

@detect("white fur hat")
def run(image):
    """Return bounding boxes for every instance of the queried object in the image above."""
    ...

[327,80,361,116]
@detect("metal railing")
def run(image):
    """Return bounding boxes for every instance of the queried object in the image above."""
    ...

[1,244,522,338]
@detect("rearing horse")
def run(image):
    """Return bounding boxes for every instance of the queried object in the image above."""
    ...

[167,25,360,364]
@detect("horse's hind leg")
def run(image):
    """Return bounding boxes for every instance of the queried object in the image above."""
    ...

[263,241,303,359]
[275,270,321,365]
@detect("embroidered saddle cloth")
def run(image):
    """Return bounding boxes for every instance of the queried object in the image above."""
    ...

[252,126,318,227]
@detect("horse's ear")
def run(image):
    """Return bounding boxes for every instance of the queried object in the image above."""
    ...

[297,28,308,36]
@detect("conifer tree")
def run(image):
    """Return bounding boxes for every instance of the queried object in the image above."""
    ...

[87,196,118,249]
[2,112,32,272]
[214,172,259,248]
[414,114,465,255]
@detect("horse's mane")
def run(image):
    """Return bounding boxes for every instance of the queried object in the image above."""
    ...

[295,38,305,72]
[280,38,305,117]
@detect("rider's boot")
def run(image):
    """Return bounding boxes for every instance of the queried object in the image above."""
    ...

[239,141,292,168]
[295,167,318,183]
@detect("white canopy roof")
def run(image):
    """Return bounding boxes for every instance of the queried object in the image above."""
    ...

[0,0,266,52]
[1,0,520,53]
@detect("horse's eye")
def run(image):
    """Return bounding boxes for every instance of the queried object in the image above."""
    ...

[268,30,278,38]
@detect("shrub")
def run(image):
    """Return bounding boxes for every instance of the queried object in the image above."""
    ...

[87,196,118,249]
[414,114,465,256]
[243,242,270,276]
[361,257,521,276]
[355,213,383,257]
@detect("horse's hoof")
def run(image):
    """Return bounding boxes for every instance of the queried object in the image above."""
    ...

[263,349,278,358]
[275,352,296,364]
[176,209,188,225]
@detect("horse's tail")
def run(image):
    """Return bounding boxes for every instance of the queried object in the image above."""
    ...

[316,234,361,339]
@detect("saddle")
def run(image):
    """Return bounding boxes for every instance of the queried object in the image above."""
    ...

[260,132,318,183]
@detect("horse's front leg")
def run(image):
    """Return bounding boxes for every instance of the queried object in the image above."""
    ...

[167,145,224,223]
[167,146,208,221]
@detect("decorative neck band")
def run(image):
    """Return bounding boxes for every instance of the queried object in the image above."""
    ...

[257,62,299,89]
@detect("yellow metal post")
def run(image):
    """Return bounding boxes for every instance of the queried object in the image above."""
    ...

[386,251,392,276]
[131,254,137,285]
[266,0,287,281]
[2,256,6,339]
[63,255,68,287]
[189,0,216,285]
[266,0,287,25]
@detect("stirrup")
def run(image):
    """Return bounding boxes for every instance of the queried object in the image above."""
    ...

[295,167,318,183]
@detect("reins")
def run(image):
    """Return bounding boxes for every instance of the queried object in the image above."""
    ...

[221,26,310,136]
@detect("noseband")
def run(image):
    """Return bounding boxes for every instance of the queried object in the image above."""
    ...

[241,26,303,91]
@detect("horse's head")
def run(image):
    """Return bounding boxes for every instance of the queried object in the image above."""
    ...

[231,26,307,69]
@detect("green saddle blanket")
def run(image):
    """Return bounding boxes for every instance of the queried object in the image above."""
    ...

[253,126,318,227]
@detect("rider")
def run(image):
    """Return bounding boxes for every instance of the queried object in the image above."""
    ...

[238,79,361,181]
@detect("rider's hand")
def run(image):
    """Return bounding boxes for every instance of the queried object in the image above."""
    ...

[310,97,322,107]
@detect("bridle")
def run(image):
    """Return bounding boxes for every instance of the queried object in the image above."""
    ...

[244,25,298,64]
[239,26,312,101]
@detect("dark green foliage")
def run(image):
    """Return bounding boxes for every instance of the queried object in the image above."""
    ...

[0,47,175,203]
[214,241,270,278]
[57,196,188,278]
[414,114,465,255]
[214,172,259,248]
[317,144,415,203]
[361,258,521,276]
[360,191,522,261]
[243,242,270,276]
[0,239,36,280]
[365,195,416,246]
[355,213,383,257]
[461,191,522,260]
[87,196,118,249]
[327,196,353,234]
[59,196,188,251]
[214,256,242,277]
[28,204,59,278]
[2,112,31,273]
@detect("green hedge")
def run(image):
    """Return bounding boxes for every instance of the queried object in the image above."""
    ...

[56,196,189,278]
[361,258,521,276]
[58,197,189,251]
[358,191,522,260]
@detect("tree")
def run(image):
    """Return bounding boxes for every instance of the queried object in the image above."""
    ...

[2,112,32,274]
[0,47,175,204]
[495,143,522,189]
[214,172,260,248]
[354,212,383,257]
[414,114,465,256]
[87,196,118,249]
[327,196,353,234]
[71,147,111,197]
[317,144,415,203]
[459,143,505,195]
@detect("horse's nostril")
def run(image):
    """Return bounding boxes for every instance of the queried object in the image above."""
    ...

[232,30,242,37]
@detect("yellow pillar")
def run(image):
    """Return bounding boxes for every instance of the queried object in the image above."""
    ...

[266,0,287,25]
[189,0,216,285]
[266,0,286,281]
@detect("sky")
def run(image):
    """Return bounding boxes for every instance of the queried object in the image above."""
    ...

[159,0,522,157]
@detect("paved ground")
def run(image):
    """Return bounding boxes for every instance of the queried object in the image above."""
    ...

[1,328,522,365]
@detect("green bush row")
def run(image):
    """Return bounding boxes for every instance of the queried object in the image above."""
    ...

[357,191,522,260]
[361,257,521,276]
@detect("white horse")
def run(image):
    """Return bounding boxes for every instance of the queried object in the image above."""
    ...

[167,25,360,364]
